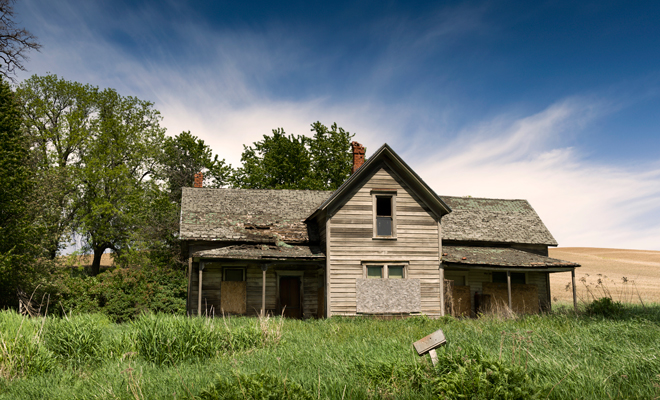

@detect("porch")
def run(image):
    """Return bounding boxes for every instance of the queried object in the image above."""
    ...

[186,244,325,318]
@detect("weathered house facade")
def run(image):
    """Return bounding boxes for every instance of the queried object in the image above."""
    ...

[180,143,579,318]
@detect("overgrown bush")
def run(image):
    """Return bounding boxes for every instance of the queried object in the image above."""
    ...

[52,264,186,322]
[198,371,314,400]
[433,351,544,399]
[585,297,624,317]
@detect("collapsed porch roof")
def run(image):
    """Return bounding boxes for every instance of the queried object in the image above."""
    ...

[442,245,579,270]
[193,244,326,261]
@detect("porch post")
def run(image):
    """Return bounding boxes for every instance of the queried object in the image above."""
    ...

[261,264,268,317]
[439,264,445,316]
[506,270,512,310]
[186,257,192,315]
[198,261,204,317]
[571,268,578,312]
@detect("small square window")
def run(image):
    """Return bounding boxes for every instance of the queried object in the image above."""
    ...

[388,266,404,279]
[224,268,245,282]
[367,266,383,279]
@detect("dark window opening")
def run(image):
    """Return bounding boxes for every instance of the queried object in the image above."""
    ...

[492,272,525,284]
[376,196,392,216]
[224,268,245,282]
[376,196,393,236]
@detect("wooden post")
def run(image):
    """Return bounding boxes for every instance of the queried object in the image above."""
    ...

[198,261,204,317]
[506,271,512,310]
[439,264,445,317]
[261,264,268,317]
[186,257,192,315]
[571,268,578,312]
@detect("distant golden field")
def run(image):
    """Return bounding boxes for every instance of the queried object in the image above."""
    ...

[549,247,660,304]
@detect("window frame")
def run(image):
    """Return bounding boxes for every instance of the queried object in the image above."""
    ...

[371,189,397,239]
[362,262,408,279]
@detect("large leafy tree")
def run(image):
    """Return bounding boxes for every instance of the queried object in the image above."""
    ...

[0,77,40,307]
[16,74,97,259]
[231,122,354,190]
[75,87,166,276]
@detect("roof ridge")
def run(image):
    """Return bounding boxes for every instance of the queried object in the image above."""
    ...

[440,195,530,202]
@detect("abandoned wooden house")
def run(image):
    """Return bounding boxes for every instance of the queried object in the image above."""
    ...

[179,143,580,318]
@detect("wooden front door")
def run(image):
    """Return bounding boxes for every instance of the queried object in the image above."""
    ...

[280,276,302,318]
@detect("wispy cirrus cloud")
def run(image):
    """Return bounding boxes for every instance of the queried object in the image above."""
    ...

[414,98,660,250]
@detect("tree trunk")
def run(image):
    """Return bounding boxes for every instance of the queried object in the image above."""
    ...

[91,247,105,276]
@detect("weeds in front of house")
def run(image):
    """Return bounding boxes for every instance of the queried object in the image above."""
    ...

[2,307,660,399]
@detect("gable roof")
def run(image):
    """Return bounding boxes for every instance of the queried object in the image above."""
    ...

[307,143,451,221]
[440,196,558,246]
[180,187,331,243]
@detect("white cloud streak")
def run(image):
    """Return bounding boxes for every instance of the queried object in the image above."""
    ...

[414,99,660,250]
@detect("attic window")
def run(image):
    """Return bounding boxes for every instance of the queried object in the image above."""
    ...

[372,191,397,238]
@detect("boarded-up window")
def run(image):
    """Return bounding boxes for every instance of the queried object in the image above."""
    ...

[221,267,246,314]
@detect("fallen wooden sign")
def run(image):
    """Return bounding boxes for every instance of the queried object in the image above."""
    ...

[413,328,446,366]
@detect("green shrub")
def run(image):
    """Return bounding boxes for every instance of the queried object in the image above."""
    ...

[54,265,186,323]
[198,371,314,400]
[433,351,544,400]
[586,297,624,317]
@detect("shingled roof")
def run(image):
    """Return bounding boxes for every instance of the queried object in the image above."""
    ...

[193,244,325,260]
[180,188,558,247]
[439,196,558,246]
[442,246,578,269]
[180,187,331,243]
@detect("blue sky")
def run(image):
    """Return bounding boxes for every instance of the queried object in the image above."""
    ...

[14,0,660,250]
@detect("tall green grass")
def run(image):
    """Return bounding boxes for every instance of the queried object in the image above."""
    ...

[1,303,659,399]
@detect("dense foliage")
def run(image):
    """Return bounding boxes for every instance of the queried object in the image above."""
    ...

[231,122,354,190]
[3,71,357,314]
[1,305,659,399]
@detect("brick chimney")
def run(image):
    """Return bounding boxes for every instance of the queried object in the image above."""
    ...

[351,141,365,174]
[194,172,203,188]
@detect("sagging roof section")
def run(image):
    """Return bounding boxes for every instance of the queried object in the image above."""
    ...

[180,187,331,243]
[442,246,578,268]
[307,143,451,221]
[440,196,558,246]
[193,244,325,260]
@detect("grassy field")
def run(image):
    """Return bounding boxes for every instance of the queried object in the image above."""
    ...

[550,247,660,304]
[2,306,660,399]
